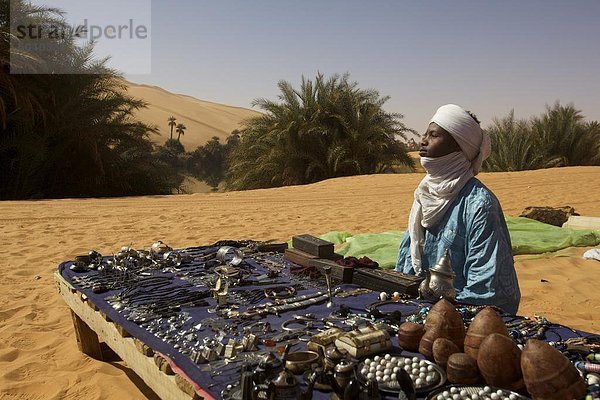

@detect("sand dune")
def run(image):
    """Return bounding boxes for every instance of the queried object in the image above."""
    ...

[1,166,599,399]
[125,81,261,150]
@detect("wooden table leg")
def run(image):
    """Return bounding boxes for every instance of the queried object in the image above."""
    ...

[70,309,104,360]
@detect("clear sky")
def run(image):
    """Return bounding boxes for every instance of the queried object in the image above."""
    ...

[123,0,600,136]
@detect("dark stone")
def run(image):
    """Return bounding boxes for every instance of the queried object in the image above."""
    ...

[519,206,580,227]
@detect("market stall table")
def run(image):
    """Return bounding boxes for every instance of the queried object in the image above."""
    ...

[56,243,600,400]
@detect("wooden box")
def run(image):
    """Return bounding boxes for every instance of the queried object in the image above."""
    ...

[335,326,392,358]
[284,248,319,267]
[292,234,335,258]
[307,328,342,353]
[352,268,423,296]
[308,258,354,283]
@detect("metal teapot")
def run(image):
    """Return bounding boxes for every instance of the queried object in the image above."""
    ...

[252,368,315,400]
[253,352,284,385]
[418,248,456,302]
[330,359,355,398]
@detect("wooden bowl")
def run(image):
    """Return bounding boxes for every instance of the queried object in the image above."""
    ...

[521,339,587,400]
[464,307,509,362]
[478,333,523,390]
[398,322,425,352]
[446,353,480,385]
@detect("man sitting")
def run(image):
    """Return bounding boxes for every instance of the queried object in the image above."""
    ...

[395,104,521,314]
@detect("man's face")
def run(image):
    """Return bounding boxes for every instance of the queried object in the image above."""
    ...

[419,122,461,158]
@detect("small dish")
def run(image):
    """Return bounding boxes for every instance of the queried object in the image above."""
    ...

[285,351,320,374]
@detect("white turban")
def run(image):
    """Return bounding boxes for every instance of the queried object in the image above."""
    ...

[430,104,491,175]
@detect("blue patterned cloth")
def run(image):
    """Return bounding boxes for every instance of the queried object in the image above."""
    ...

[395,178,521,314]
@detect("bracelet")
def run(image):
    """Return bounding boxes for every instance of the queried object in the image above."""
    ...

[366,300,408,321]
[216,246,244,266]
[264,286,296,300]
[282,319,316,332]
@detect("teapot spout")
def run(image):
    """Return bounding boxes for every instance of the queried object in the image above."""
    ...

[302,369,317,400]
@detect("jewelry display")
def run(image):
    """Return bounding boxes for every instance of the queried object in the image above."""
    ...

[60,239,600,400]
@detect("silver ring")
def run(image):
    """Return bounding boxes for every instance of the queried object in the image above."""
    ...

[216,246,244,266]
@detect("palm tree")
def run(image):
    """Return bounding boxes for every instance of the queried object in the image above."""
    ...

[176,123,186,142]
[483,110,542,172]
[167,116,177,140]
[483,104,600,172]
[0,0,182,198]
[531,102,600,167]
[225,73,415,190]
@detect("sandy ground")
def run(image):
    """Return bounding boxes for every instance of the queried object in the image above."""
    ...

[126,82,261,150]
[1,166,599,399]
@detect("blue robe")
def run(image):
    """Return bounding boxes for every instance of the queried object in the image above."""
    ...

[395,178,521,314]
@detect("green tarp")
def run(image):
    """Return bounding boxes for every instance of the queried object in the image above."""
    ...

[296,217,600,269]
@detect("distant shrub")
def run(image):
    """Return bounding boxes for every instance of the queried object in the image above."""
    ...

[483,103,600,172]
[225,73,415,190]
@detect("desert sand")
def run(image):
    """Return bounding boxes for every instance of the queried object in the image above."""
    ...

[1,166,599,399]
[126,82,261,150]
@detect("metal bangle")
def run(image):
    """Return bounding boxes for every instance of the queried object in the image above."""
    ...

[281,319,317,332]
[264,286,296,300]
[216,246,244,266]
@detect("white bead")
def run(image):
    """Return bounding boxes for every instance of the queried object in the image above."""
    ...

[491,393,499,400]
[376,370,383,377]
[361,368,368,375]
[380,359,387,365]
[403,365,411,372]
[393,291,400,297]
[588,374,600,385]
[472,395,479,400]
[460,390,468,397]
[412,357,419,363]
[427,364,435,371]
[364,358,371,365]
[426,374,434,383]
[452,394,460,400]
[391,373,397,381]
[369,366,376,373]
[419,372,426,379]
[367,372,374,379]
[509,394,517,400]
[382,375,390,382]
[478,390,485,396]
[419,360,427,367]
[420,366,427,373]
[437,395,444,400]
[496,390,504,396]
[376,365,383,371]
[484,386,491,393]
[412,368,419,375]
[393,367,400,373]
[442,391,450,397]
[415,378,423,386]
[451,387,459,394]
[391,357,398,364]
[384,368,391,375]
[374,355,381,362]
[384,353,392,360]
[379,292,388,301]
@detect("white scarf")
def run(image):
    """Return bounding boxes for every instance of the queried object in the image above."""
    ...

[408,104,491,274]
